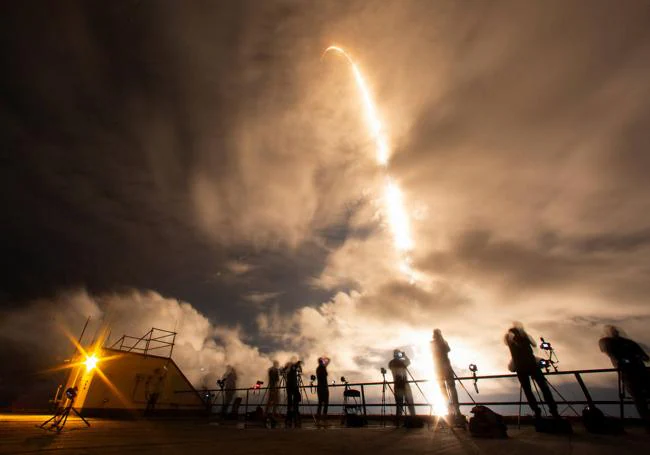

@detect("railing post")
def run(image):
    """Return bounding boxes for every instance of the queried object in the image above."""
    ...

[244,389,250,428]
[361,384,367,416]
[618,370,625,420]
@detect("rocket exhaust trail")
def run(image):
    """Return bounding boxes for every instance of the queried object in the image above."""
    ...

[323,46,415,280]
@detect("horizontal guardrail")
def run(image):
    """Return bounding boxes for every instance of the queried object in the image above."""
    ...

[175,367,647,421]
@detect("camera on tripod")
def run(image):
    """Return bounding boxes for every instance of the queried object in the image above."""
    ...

[469,364,480,393]
[538,337,559,372]
[65,386,78,401]
[216,379,226,389]
[380,367,387,375]
[538,358,556,371]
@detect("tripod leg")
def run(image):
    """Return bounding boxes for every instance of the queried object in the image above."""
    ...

[381,393,384,426]
[545,380,579,417]
[531,381,546,417]
[406,368,431,416]
[39,413,59,429]
[57,408,71,433]
[300,384,316,425]
[72,407,91,427]
[518,386,522,429]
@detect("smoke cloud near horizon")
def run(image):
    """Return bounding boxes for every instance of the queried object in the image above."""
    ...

[2,286,647,410]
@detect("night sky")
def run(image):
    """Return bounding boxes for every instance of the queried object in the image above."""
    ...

[2,1,650,407]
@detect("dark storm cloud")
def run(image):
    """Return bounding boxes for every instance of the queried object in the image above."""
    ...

[418,228,650,307]
[0,1,345,320]
[1,1,238,304]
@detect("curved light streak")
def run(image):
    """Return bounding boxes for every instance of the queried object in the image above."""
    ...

[323,45,415,280]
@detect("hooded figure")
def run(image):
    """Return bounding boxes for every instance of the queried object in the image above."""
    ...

[431,329,461,416]
[265,360,280,417]
[285,359,302,428]
[504,323,559,419]
[388,349,416,419]
[316,357,330,420]
[599,325,650,426]
[221,365,237,416]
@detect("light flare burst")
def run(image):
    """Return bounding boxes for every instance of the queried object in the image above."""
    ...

[84,354,99,372]
[324,46,447,414]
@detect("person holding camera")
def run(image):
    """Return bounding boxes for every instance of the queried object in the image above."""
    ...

[285,359,302,428]
[599,325,650,427]
[431,329,461,417]
[388,349,416,419]
[316,357,330,423]
[504,323,559,419]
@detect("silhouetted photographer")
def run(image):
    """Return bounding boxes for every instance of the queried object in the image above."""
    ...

[599,325,650,427]
[265,360,280,417]
[388,349,416,419]
[431,329,461,417]
[505,323,559,419]
[285,360,302,428]
[316,357,330,422]
[220,365,237,416]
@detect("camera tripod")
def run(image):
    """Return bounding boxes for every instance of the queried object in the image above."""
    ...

[380,369,395,427]
[209,381,227,416]
[453,371,477,406]
[39,397,90,433]
[276,365,316,428]
[532,375,579,417]
[540,338,559,372]
[295,369,317,426]
[405,367,432,417]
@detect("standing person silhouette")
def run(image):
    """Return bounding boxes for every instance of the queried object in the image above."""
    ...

[316,357,330,424]
[388,349,416,422]
[504,323,559,419]
[285,360,302,428]
[599,325,650,428]
[265,360,280,418]
[221,365,237,417]
[431,329,461,417]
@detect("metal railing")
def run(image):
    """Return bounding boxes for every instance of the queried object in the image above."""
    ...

[177,367,645,420]
[109,327,177,358]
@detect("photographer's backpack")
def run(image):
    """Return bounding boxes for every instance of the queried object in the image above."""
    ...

[575,373,624,434]
[468,405,508,438]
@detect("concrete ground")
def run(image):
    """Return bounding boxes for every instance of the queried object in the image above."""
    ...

[1,414,649,455]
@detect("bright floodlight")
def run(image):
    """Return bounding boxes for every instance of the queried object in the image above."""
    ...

[84,354,98,372]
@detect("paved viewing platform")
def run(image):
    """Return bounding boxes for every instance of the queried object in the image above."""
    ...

[1,414,649,455]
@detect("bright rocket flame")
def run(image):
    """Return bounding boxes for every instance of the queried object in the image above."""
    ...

[408,331,450,416]
[323,45,415,281]
[84,354,99,372]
